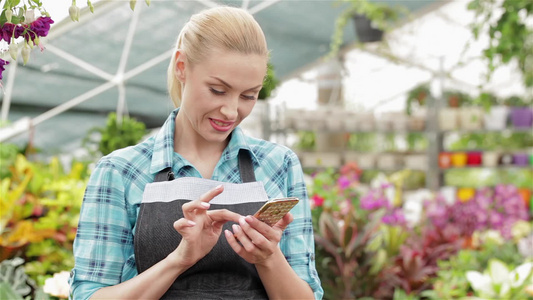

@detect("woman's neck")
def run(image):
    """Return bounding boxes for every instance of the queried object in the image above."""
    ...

[173,112,228,165]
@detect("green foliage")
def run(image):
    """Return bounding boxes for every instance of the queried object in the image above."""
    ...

[0,143,22,178]
[423,241,525,299]
[505,95,531,107]
[473,92,502,112]
[0,154,89,283]
[258,63,279,100]
[295,131,316,151]
[347,132,376,152]
[0,258,34,299]
[449,131,533,151]
[468,0,533,87]
[83,112,146,156]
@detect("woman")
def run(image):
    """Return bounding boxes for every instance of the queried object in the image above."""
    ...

[70,6,322,300]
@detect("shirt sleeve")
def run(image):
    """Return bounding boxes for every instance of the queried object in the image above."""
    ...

[280,150,324,300]
[69,157,134,300]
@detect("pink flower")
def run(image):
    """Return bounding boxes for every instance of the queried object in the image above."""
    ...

[311,195,324,208]
[337,176,351,190]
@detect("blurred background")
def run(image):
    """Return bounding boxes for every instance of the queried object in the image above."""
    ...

[1,0,532,299]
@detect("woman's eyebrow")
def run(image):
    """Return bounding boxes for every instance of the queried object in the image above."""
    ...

[210,76,262,91]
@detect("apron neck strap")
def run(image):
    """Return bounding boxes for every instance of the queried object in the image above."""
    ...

[238,149,256,183]
[153,149,255,183]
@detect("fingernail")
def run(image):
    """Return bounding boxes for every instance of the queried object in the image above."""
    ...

[245,215,254,223]
[215,184,223,190]
[239,217,246,225]
[224,230,231,237]
[188,220,196,226]
[232,224,240,233]
[201,202,210,208]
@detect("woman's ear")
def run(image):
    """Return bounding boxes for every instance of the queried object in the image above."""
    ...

[175,50,187,83]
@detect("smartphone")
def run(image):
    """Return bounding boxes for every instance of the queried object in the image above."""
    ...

[253,197,299,226]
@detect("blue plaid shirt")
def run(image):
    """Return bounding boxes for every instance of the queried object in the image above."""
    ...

[70,109,323,299]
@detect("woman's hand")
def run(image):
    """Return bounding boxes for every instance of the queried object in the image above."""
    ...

[169,185,241,268]
[224,212,293,266]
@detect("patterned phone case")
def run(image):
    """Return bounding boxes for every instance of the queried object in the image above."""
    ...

[253,197,299,226]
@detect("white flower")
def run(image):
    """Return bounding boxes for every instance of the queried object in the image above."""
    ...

[466,259,533,299]
[43,271,70,299]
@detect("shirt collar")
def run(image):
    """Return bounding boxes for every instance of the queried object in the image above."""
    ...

[149,108,259,174]
[149,108,179,174]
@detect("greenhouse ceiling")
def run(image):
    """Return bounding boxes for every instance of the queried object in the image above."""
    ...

[0,0,438,155]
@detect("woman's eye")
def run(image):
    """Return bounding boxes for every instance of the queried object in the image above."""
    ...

[210,88,225,95]
[241,94,256,101]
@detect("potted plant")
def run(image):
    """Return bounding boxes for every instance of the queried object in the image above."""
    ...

[475,92,508,130]
[505,96,532,128]
[458,94,483,130]
[406,83,431,116]
[329,0,407,56]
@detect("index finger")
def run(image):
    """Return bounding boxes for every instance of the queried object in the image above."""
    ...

[182,185,224,213]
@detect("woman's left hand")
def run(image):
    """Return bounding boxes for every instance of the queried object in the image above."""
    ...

[224,213,293,266]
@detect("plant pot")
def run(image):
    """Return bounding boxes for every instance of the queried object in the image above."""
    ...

[377,153,402,170]
[344,152,376,169]
[513,153,529,166]
[300,152,342,168]
[510,106,533,128]
[376,113,393,131]
[353,14,384,43]
[457,187,476,202]
[390,112,408,131]
[459,107,483,130]
[467,151,482,166]
[483,105,508,130]
[439,108,459,131]
[356,113,375,131]
[404,154,428,170]
[439,152,452,169]
[451,152,467,167]
[518,188,531,208]
[440,186,457,205]
[499,153,514,166]
[483,151,500,167]
[408,108,427,131]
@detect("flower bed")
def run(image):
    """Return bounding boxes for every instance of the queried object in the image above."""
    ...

[309,163,533,299]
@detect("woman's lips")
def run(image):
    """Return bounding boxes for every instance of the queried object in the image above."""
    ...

[209,118,234,132]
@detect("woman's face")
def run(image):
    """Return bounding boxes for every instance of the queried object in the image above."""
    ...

[177,49,267,144]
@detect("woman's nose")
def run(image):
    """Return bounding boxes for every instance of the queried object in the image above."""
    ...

[220,97,238,120]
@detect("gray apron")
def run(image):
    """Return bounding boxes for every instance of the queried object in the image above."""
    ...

[134,150,269,299]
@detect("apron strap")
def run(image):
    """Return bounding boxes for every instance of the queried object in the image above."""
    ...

[238,149,256,183]
[154,167,175,182]
[153,149,255,183]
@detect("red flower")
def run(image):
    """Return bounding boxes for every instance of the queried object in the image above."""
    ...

[311,195,325,207]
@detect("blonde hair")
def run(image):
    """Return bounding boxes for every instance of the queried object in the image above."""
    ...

[167,6,269,107]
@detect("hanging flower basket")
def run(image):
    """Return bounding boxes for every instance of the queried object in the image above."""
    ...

[353,13,383,43]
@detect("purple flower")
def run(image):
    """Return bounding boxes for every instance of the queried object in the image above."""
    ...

[30,16,54,38]
[382,209,406,225]
[0,23,18,43]
[337,176,351,190]
[0,59,10,80]
[360,191,389,210]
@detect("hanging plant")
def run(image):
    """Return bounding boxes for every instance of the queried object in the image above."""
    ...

[468,0,533,87]
[258,63,279,100]
[329,0,408,57]
[405,83,431,115]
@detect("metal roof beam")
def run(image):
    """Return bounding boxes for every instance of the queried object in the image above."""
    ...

[46,44,114,81]
[249,0,282,15]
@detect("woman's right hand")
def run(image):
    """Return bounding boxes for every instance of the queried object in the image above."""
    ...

[168,185,241,268]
